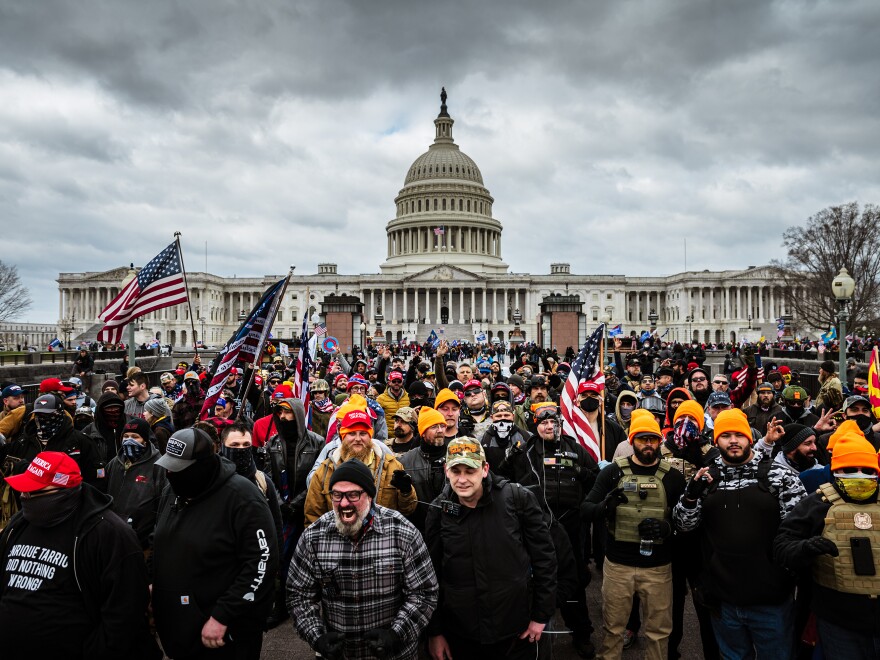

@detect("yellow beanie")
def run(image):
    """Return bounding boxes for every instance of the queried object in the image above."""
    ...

[713,409,752,444]
[434,388,461,410]
[827,419,863,452]
[628,408,661,443]
[673,400,705,432]
[335,393,368,421]
[418,407,447,436]
[830,426,876,472]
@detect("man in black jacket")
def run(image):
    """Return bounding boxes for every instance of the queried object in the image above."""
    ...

[398,407,451,533]
[152,428,278,660]
[5,394,102,490]
[500,401,599,657]
[426,438,557,660]
[582,409,686,660]
[0,451,159,660]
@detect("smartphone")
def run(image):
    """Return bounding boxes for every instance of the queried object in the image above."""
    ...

[850,537,876,576]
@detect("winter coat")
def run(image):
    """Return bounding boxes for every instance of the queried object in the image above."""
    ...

[171,390,205,430]
[0,484,160,660]
[265,398,323,509]
[304,442,418,525]
[425,474,557,643]
[152,458,278,659]
[106,444,168,549]
[82,392,127,463]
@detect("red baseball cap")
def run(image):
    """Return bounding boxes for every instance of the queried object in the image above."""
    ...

[340,409,373,436]
[5,451,83,493]
[777,366,791,375]
[577,381,605,395]
[39,377,74,394]
[463,379,482,391]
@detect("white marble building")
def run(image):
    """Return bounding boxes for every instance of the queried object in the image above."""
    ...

[56,93,792,352]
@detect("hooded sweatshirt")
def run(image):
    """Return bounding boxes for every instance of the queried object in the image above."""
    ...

[613,390,639,432]
[82,392,127,464]
[265,398,324,508]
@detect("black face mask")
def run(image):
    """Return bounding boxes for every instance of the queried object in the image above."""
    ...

[21,486,81,527]
[580,398,601,413]
[167,455,220,499]
[185,381,201,395]
[36,414,66,442]
[221,445,256,477]
[275,415,298,440]
[851,414,874,432]
[785,405,803,419]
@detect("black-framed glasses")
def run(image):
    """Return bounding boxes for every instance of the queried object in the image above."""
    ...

[330,490,365,503]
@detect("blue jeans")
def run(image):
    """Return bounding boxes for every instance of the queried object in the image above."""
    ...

[710,600,793,660]
[817,617,880,660]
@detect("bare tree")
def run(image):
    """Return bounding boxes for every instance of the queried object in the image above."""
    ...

[771,202,880,331]
[0,261,33,323]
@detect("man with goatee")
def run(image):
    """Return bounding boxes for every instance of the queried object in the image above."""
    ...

[288,458,438,660]
[304,409,417,525]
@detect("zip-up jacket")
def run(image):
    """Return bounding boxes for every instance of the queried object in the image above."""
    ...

[106,444,168,548]
[152,458,278,658]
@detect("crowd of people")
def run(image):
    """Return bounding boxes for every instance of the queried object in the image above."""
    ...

[0,333,878,660]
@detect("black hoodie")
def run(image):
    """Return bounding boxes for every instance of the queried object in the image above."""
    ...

[152,459,278,658]
[0,484,160,660]
[82,392,127,463]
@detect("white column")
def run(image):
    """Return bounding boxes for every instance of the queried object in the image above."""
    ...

[492,289,498,324]
[747,287,753,320]
[458,288,464,324]
[391,289,397,324]
[515,289,520,313]
[482,287,487,321]
[436,287,442,324]
[709,288,715,320]
[759,287,765,321]
[769,287,775,320]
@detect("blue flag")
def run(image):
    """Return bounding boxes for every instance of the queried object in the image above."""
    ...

[639,331,651,343]
[820,327,837,342]
[608,324,623,337]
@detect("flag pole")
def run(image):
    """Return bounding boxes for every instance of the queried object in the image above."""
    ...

[600,323,607,461]
[174,232,200,362]
[236,269,293,421]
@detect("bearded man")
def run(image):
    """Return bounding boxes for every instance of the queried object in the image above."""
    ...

[304,409,417,525]
[289,458,438,660]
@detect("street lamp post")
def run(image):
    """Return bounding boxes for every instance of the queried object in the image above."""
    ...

[832,267,856,378]
[198,317,206,347]
[648,309,658,334]
[359,322,367,354]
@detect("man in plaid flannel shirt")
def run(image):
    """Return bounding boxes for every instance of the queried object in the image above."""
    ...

[287,458,438,659]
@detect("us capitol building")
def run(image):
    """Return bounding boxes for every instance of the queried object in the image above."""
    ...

[56,91,793,353]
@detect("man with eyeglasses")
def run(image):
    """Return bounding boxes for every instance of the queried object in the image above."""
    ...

[288,458,438,660]
[460,379,492,439]
[686,367,712,407]
[711,375,729,392]
[426,439,557,660]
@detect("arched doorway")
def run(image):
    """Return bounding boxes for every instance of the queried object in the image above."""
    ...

[169,330,177,345]
[703,330,710,344]
[729,331,737,343]
[497,330,505,342]
[396,331,403,341]
[715,330,722,344]
[181,330,187,347]
[441,306,449,324]
[155,331,161,342]
[385,331,393,344]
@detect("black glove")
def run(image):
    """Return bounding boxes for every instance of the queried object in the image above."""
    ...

[803,536,839,558]
[638,517,672,541]
[279,501,297,523]
[458,416,476,436]
[741,344,756,369]
[504,438,526,459]
[390,470,413,495]
[602,487,628,516]
[364,628,400,657]
[315,632,345,660]
[684,474,710,502]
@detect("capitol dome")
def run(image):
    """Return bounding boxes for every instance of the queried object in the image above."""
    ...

[380,89,507,276]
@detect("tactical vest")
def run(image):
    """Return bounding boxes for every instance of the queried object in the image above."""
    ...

[660,443,711,481]
[812,483,880,597]
[611,457,671,544]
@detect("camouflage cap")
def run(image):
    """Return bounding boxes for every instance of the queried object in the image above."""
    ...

[393,406,418,424]
[446,437,486,469]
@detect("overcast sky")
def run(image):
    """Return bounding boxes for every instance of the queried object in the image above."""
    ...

[2,0,879,323]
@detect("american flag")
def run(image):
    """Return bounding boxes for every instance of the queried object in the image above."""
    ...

[434,226,445,235]
[560,324,606,462]
[199,278,286,420]
[98,243,188,343]
[293,314,315,418]
[313,322,327,337]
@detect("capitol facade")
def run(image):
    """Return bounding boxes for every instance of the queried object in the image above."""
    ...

[56,92,798,353]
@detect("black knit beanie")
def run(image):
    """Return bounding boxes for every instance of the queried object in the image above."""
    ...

[780,423,814,454]
[329,459,377,499]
